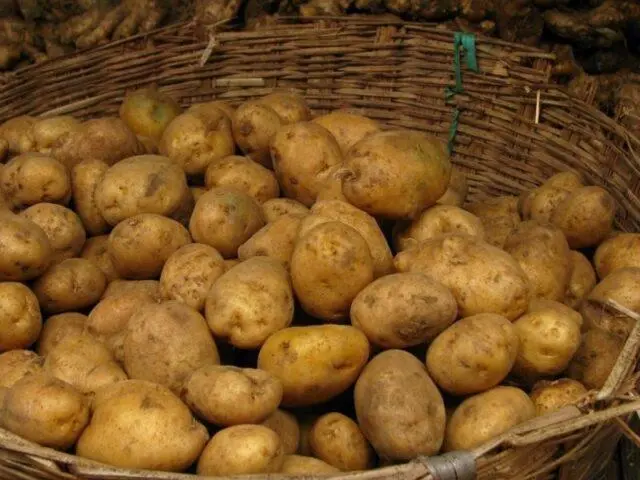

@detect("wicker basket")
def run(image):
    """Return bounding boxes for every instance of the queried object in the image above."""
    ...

[0,18,639,480]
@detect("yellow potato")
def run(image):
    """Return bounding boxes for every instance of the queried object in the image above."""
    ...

[520,186,572,223]
[237,213,304,269]
[527,298,583,330]
[80,235,120,282]
[0,211,52,281]
[594,233,640,279]
[190,186,207,203]
[258,92,311,124]
[102,279,161,300]
[204,155,279,203]
[187,100,235,120]
[312,110,381,154]
[467,195,521,248]
[119,87,182,140]
[223,258,241,271]
[261,409,300,455]
[262,198,310,223]
[36,312,86,357]
[530,378,588,416]
[32,116,81,154]
[0,282,42,352]
[232,100,284,167]
[564,251,597,310]
[71,158,110,236]
[280,455,340,474]
[315,164,350,203]
[545,171,585,190]
[0,349,43,388]
[436,167,468,207]
[568,329,623,389]
[0,115,37,154]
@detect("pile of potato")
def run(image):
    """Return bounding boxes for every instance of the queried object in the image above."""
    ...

[0,88,638,476]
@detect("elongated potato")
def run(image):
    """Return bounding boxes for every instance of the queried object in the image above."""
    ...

[81,235,120,282]
[0,282,42,352]
[262,198,310,223]
[530,378,588,415]
[564,251,597,309]
[594,233,640,279]
[71,158,110,236]
[36,312,86,357]
[237,213,304,269]
[312,110,381,154]
[204,155,279,203]
[0,211,52,281]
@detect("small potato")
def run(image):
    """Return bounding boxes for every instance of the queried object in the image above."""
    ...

[205,257,294,349]
[354,349,445,461]
[0,282,42,352]
[190,186,207,203]
[102,279,161,300]
[258,325,370,407]
[261,409,300,455]
[159,243,225,311]
[20,203,86,264]
[0,152,71,208]
[258,92,311,124]
[281,455,340,474]
[197,425,284,476]
[0,115,36,154]
[232,100,284,167]
[204,155,279,203]
[262,198,309,223]
[187,100,235,120]
[77,380,209,471]
[351,273,457,349]
[81,235,120,282]
[309,412,374,471]
[467,195,521,248]
[119,87,182,140]
[444,386,535,451]
[271,122,344,206]
[564,251,597,309]
[238,214,304,269]
[0,211,52,281]
[124,301,220,393]
[36,312,86,357]
[108,214,191,280]
[32,116,81,153]
[312,110,381,154]
[520,186,572,223]
[436,167,468,207]
[71,158,110,236]
[530,378,588,416]
[0,350,43,388]
[545,171,585,191]
[594,233,640,279]
[567,329,623,390]
[189,188,265,259]
[426,314,518,396]
[32,258,107,314]
[2,373,89,450]
[291,221,374,321]
[183,365,282,426]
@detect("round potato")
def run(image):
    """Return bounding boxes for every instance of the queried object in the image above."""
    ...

[232,100,284,167]
[426,313,518,396]
[355,349,445,461]
[568,329,623,390]
[436,167,468,207]
[119,87,182,141]
[351,273,457,349]
[204,155,279,203]
[197,425,284,476]
[312,110,381,154]
[594,233,640,279]
[33,258,106,314]
[189,188,265,259]
[262,198,309,223]
[0,211,52,281]
[280,455,340,474]
[261,409,300,455]
[258,92,311,124]
[0,349,43,388]
[32,116,81,154]
[467,195,521,248]
[237,213,304,269]
[0,115,36,154]
[258,325,370,407]
[80,235,120,282]
[530,378,588,416]
[108,213,191,280]
[102,279,161,300]
[36,312,86,357]
[71,158,110,236]
[0,282,42,352]
[545,171,585,190]
[527,298,583,330]
[564,251,597,309]
[520,186,572,223]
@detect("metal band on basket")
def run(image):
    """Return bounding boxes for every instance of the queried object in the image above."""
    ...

[418,451,476,480]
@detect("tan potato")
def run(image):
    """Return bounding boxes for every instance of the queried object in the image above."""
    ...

[2,373,89,450]
[261,409,300,455]
[280,455,340,474]
[545,171,585,190]
[312,110,381,154]
[190,186,207,203]
[394,234,530,320]
[119,87,182,141]
[77,380,209,471]
[223,258,241,271]
[467,195,521,248]
[258,325,370,407]
[32,258,107,314]
[204,155,279,203]
[102,279,161,300]
[0,115,36,154]
[291,221,374,321]
[183,365,282,426]
[237,213,304,269]
[187,100,235,120]
[564,251,597,309]
[81,235,120,282]
[0,152,71,208]
[436,167,468,207]
[309,412,374,471]
[258,92,311,124]
[262,198,309,223]
[0,350,43,388]
[568,329,623,390]
[95,154,190,226]
[444,386,535,451]
[271,122,344,207]
[71,158,110,236]
[0,211,52,281]
[594,233,640,279]
[108,213,191,280]
[354,349,445,461]
[36,312,86,357]
[232,100,284,167]
[520,186,572,223]
[32,116,81,154]
[315,164,349,203]
[426,313,518,396]
[351,273,457,349]
[527,298,583,330]
[189,188,265,259]
[0,282,42,352]
[197,425,284,476]
[124,301,220,393]
[530,378,588,416]
[20,203,86,264]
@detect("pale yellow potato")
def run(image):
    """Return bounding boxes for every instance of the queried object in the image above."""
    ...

[124,301,219,393]
[436,167,468,207]
[280,455,340,474]
[237,213,304,269]
[232,100,284,167]
[520,186,572,223]
[258,325,370,407]
[102,279,161,300]
[108,213,191,279]
[467,195,521,248]
[354,349,445,461]
[350,273,457,349]
[71,158,110,236]
[187,100,235,120]
[545,171,585,190]
[204,155,279,203]
[530,378,588,416]
[189,187,265,259]
[223,258,241,271]
[190,186,207,203]
[119,87,182,140]
[0,349,43,388]
[81,235,120,282]
[36,312,87,357]
[312,110,381,154]
[594,233,640,279]
[567,329,623,390]
[258,92,311,124]
[444,386,535,451]
[0,211,52,281]
[0,282,42,352]
[426,313,518,396]
[32,116,81,153]
[261,409,300,455]
[527,298,584,330]
[564,251,597,310]
[0,115,36,154]
[77,380,209,471]
[315,164,349,203]
[197,425,284,476]
[262,198,310,223]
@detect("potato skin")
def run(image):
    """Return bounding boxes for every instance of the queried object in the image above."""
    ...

[0,211,52,281]
[102,279,161,300]
[312,110,381,154]
[261,409,300,455]
[521,186,572,224]
[81,235,120,282]
[594,233,640,279]
[351,273,457,349]
[354,349,445,461]
[205,155,279,203]
[232,101,284,167]
[258,92,311,124]
[262,198,309,223]
[530,378,588,416]
[258,325,370,407]
[467,195,521,248]
[36,312,86,357]
[119,87,181,140]
[0,282,42,352]
[71,158,110,236]
[426,313,518,396]
[0,349,43,388]
[436,167,468,207]
[280,455,340,474]
[564,251,597,310]
[568,329,623,390]
[237,213,304,269]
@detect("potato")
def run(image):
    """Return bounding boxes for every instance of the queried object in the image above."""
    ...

[204,155,279,203]
[258,92,311,124]
[291,221,374,321]
[280,455,340,474]
[183,365,282,426]
[594,233,640,279]
[36,312,86,357]
[426,313,518,396]
[568,329,623,390]
[564,251,597,309]
[159,243,225,311]
[190,186,207,203]
[520,186,572,223]
[232,100,284,167]
[124,301,219,393]
[258,325,369,407]
[309,412,374,471]
[351,273,457,349]
[189,188,265,259]
[80,235,120,282]
[394,205,485,252]
[205,257,294,349]
[545,171,585,190]
[1,373,89,449]
[119,87,182,140]
[32,116,81,154]
[108,213,191,280]
[436,167,468,207]
[467,195,521,248]
[237,213,304,269]
[342,130,451,219]
[102,279,161,300]
[0,350,43,388]
[316,164,349,203]
[530,378,588,416]
[262,197,309,222]
[187,100,235,120]
[0,211,52,281]
[444,386,535,451]
[76,380,208,471]
[271,122,344,206]
[296,414,317,456]
[312,110,381,154]
[394,234,530,320]
[0,282,42,352]
[261,409,300,455]
[0,115,36,154]
[20,203,86,264]
[550,186,616,248]
[223,258,241,271]
[197,425,284,476]
[527,298,583,330]
[71,158,110,236]
[354,349,445,461]
[0,152,71,208]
